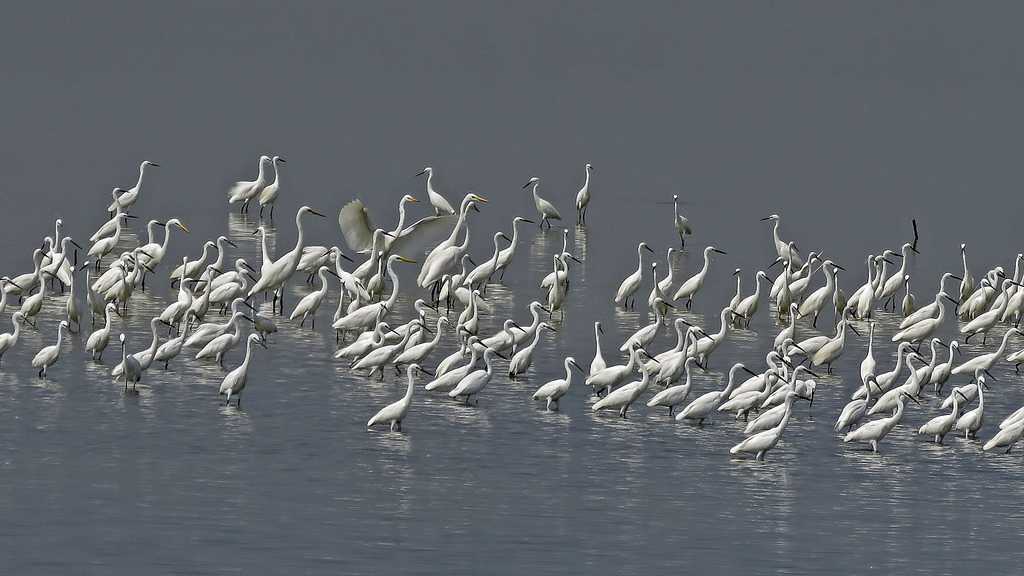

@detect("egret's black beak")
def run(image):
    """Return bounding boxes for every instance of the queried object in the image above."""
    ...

[310,209,326,218]
[712,248,727,255]
[225,239,238,248]
[741,366,760,377]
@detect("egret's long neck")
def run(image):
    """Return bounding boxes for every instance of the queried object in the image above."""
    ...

[715,310,730,340]
[11,319,21,341]
[996,331,1014,357]
[532,183,540,204]
[385,263,401,309]
[256,161,267,184]
[508,222,520,250]
[404,373,415,401]
[961,251,969,274]
[272,161,282,186]
[635,246,644,275]
[425,170,434,193]
[772,221,782,246]
[394,202,407,234]
[136,164,148,189]
[148,324,160,353]
[242,340,255,368]
[867,325,874,354]
[293,214,306,254]
[594,326,602,350]
[778,400,795,431]
[211,244,226,270]
[261,230,271,263]
[55,327,64,348]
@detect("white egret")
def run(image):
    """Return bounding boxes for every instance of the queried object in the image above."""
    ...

[955,375,988,439]
[394,317,449,369]
[154,314,192,369]
[523,177,562,229]
[368,364,426,431]
[108,160,159,214]
[734,270,770,327]
[227,155,271,213]
[984,420,1024,452]
[760,214,802,267]
[87,213,131,269]
[589,322,606,377]
[878,243,919,310]
[835,376,881,433]
[426,337,482,391]
[843,392,919,452]
[958,243,975,303]
[508,322,556,379]
[464,232,510,290]
[416,166,455,215]
[113,317,163,379]
[672,195,692,248]
[614,242,654,308]
[195,313,251,367]
[289,266,341,328]
[586,343,647,397]
[494,216,534,281]
[575,163,593,224]
[731,390,808,461]
[962,279,1017,344]
[919,390,967,444]
[86,303,120,361]
[592,368,652,419]
[647,357,699,417]
[811,319,859,373]
[901,276,916,317]
[532,357,585,411]
[90,193,131,241]
[116,333,142,391]
[891,292,955,345]
[951,328,1021,378]
[32,320,70,378]
[448,348,501,405]
[672,245,727,309]
[0,312,26,366]
[675,363,757,425]
[219,334,268,407]
[247,205,327,314]
[257,155,287,218]
[853,342,917,399]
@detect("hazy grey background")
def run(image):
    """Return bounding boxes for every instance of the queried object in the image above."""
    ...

[2,3,1024,575]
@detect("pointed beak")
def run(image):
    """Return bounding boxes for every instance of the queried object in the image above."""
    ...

[309,209,326,218]
[224,238,237,248]
[741,366,759,377]
[415,170,427,177]
[522,181,532,189]
[712,248,727,255]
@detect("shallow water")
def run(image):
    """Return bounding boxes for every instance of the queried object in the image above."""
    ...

[4,3,1024,574]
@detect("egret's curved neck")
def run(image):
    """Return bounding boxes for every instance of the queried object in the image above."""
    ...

[385,262,401,309]
[242,339,256,368]
[136,164,149,188]
[635,246,645,275]
[404,372,415,401]
[148,324,160,353]
[11,319,21,340]
[594,325,602,349]
[393,201,408,234]
[256,161,267,183]
[55,327,65,348]
[996,331,1015,356]
[531,183,540,203]
[293,212,307,253]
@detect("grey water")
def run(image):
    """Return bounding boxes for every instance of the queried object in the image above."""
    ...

[3,3,1024,574]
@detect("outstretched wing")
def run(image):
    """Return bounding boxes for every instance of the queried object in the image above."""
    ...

[338,199,376,253]
[386,214,458,259]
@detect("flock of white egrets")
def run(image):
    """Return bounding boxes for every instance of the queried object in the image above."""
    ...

[2,156,1024,461]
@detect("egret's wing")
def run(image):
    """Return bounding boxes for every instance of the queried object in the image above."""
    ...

[387,215,457,259]
[227,180,254,201]
[338,200,375,253]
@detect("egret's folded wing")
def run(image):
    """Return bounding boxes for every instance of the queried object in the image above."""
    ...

[387,215,457,259]
[338,200,375,253]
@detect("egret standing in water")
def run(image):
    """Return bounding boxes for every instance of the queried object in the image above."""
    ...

[575,163,593,224]
[523,177,562,229]
[614,242,654,308]
[532,357,585,411]
[32,320,71,378]
[367,364,425,431]
[672,195,692,249]
[416,166,456,215]
[219,334,268,407]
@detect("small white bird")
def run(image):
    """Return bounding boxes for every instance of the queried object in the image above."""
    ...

[614,242,654,308]
[575,163,593,224]
[592,369,652,419]
[672,195,692,248]
[367,364,425,431]
[672,245,727,309]
[108,160,159,214]
[258,155,287,219]
[219,334,268,407]
[416,166,456,215]
[448,348,501,405]
[523,177,562,229]
[730,390,807,461]
[32,320,71,378]
[647,357,700,417]
[0,312,27,366]
[919,389,966,444]
[532,356,585,411]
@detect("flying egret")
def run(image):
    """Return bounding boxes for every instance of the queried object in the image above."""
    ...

[532,357,585,411]
[523,177,561,229]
